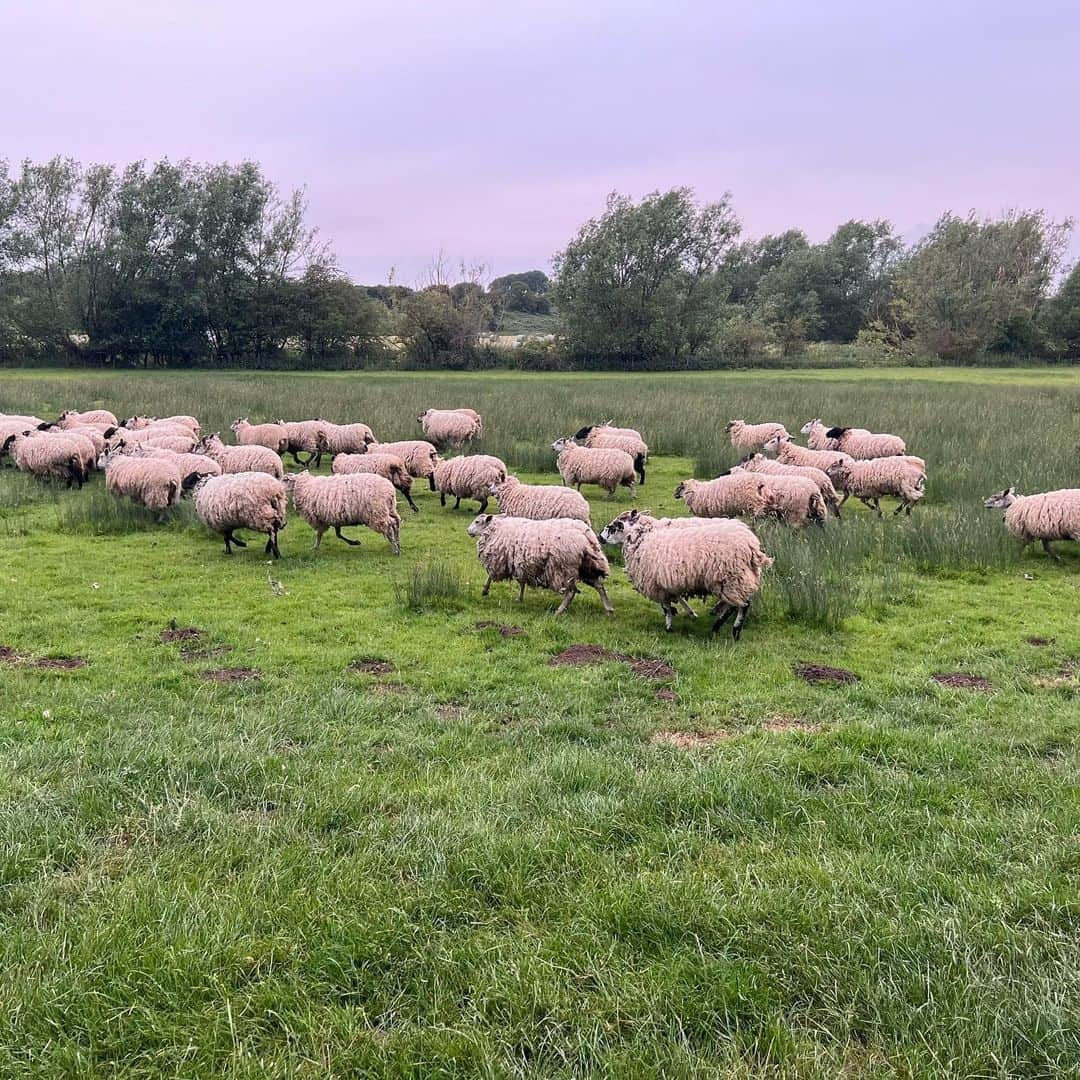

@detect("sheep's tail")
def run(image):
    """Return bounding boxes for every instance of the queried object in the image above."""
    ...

[579,546,609,586]
[167,479,180,506]
[634,452,646,486]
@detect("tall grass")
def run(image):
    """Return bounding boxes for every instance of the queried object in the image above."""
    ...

[395,559,468,612]
[56,488,197,535]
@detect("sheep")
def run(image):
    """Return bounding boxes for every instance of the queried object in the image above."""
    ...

[758,474,828,528]
[599,509,772,638]
[734,453,843,518]
[58,409,118,429]
[726,420,790,456]
[0,419,34,461]
[799,419,834,451]
[318,420,377,456]
[109,422,199,449]
[824,425,907,460]
[137,434,197,454]
[580,432,649,485]
[1,413,45,428]
[551,437,636,498]
[186,471,288,557]
[765,433,852,472]
[826,458,926,517]
[277,419,329,467]
[433,454,508,511]
[674,472,770,520]
[121,414,200,433]
[491,476,591,523]
[105,454,184,513]
[332,451,419,512]
[3,433,85,488]
[983,487,1080,560]
[418,408,483,448]
[30,430,97,480]
[130,448,222,481]
[369,440,441,491]
[573,422,644,443]
[287,471,401,554]
[196,434,284,479]
[467,513,614,614]
[56,424,107,458]
[231,418,289,455]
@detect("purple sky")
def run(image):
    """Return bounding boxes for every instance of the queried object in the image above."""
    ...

[5,0,1078,283]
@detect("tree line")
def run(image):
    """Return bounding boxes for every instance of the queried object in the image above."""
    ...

[0,157,1076,368]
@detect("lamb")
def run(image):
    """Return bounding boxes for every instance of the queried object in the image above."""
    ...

[983,487,1080,560]
[277,419,329,467]
[287,471,401,553]
[433,454,508,511]
[491,476,591,523]
[726,420,790,455]
[674,472,770,519]
[418,408,483,448]
[598,509,772,638]
[467,513,614,614]
[823,425,907,460]
[734,453,843,518]
[551,437,636,498]
[3,433,85,487]
[764,433,852,472]
[105,454,184,512]
[826,458,926,517]
[196,434,284,479]
[318,420,377,455]
[332,451,419,512]
[121,415,200,433]
[58,409,118,430]
[186,472,288,557]
[758,474,828,528]
[231,418,289,454]
[369,440,441,491]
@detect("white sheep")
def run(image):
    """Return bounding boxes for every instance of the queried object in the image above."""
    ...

[765,433,852,472]
[3,433,85,487]
[130,448,222,481]
[578,431,649,485]
[369,440,441,491]
[674,472,770,519]
[122,415,200,434]
[823,425,907,459]
[799,419,834,451]
[734,454,842,518]
[573,422,644,442]
[599,509,772,638]
[105,454,185,512]
[288,471,401,553]
[231,418,289,455]
[418,408,483,448]
[277,419,329,467]
[551,437,635,498]
[491,476,591,522]
[726,420,790,455]
[826,458,926,516]
[758,473,828,528]
[467,513,614,614]
[197,434,284,479]
[319,420,377,455]
[433,455,508,511]
[25,430,97,481]
[187,472,288,557]
[332,452,420,512]
[983,487,1080,560]
[58,409,118,430]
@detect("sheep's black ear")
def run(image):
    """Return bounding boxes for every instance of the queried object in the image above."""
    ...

[825,427,846,439]
[573,425,593,441]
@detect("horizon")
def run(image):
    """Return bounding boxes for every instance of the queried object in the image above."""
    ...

[4,0,1078,283]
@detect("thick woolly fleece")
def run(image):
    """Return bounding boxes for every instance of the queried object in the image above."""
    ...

[231,419,289,454]
[420,409,483,446]
[726,420,789,455]
[433,455,508,510]
[289,471,401,552]
[198,435,284,479]
[492,477,591,522]
[675,473,769,519]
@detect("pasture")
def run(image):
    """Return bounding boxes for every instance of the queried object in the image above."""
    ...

[0,367,1078,1077]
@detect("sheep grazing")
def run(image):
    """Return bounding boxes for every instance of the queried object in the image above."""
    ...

[759,474,827,528]
[491,476,591,523]
[369,440,441,491]
[105,454,184,513]
[418,408,483,449]
[231,418,289,455]
[58,409,118,430]
[288,471,401,554]
[332,451,419,512]
[674,472,770,520]
[433,454,508,511]
[726,420,790,456]
[735,454,842,518]
[824,426,907,460]
[826,458,926,517]
[983,487,1080,560]
[318,420,377,456]
[186,472,287,557]
[765,433,852,472]
[277,419,329,467]
[467,513,614,614]
[3,433,85,488]
[57,425,108,458]
[599,509,772,638]
[551,437,636,498]
[197,434,284,479]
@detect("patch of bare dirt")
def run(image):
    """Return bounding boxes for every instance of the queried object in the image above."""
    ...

[0,645,27,663]
[437,703,467,722]
[181,645,233,662]
[348,658,395,676]
[1034,664,1077,689]
[160,626,203,643]
[931,672,994,692]
[31,656,87,671]
[1025,636,1056,647]
[654,688,679,703]
[369,682,409,696]
[761,715,819,735]
[651,730,731,749]
[199,667,260,683]
[550,644,676,681]
[475,621,524,637]
[794,663,859,686]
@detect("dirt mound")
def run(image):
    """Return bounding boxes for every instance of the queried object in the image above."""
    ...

[794,663,859,686]
[160,626,203,643]
[31,657,87,671]
[931,672,994,692]
[199,667,260,683]
[348,658,395,676]
[1033,664,1077,689]
[1025,636,1056,647]
[654,688,679,703]
[550,645,675,681]
[652,730,731,749]
[475,621,524,637]
[181,645,233,662]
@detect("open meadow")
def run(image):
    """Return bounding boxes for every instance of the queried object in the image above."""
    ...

[1,367,1078,1077]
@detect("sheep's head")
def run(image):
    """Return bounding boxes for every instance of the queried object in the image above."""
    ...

[800,419,820,435]
[231,419,246,432]
[762,433,788,454]
[825,461,852,487]
[673,480,692,500]
[417,410,430,424]
[724,420,740,433]
[2,433,24,455]
[283,471,309,492]
[572,425,595,441]
[598,509,642,545]
[983,487,1017,510]
[551,437,576,453]
[179,472,207,498]
[466,513,497,537]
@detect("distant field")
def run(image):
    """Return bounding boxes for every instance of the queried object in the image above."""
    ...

[492,310,560,334]
[1,368,1078,1076]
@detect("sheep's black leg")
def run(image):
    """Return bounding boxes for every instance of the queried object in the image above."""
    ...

[893,501,906,516]
[1042,539,1061,561]
[518,581,526,602]
[478,496,488,512]
[453,496,461,510]
[428,475,436,491]
[223,531,234,555]
[335,526,361,546]
[677,597,697,618]
[731,604,750,641]
[404,490,419,513]
[482,573,493,596]
[231,534,248,547]
[313,452,322,469]
[662,602,676,631]
[440,491,446,506]
[712,604,735,631]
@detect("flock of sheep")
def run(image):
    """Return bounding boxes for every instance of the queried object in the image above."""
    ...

[1,404,1077,640]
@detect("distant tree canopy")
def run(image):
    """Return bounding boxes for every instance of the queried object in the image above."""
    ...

[488,271,551,315]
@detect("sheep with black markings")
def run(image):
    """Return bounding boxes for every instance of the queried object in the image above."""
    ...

[105,454,184,512]
[823,425,907,460]
[433,454,508,511]
[552,437,635,498]
[186,472,288,557]
[288,471,401,553]
[983,487,1080,560]
[332,451,419,512]
[491,476,591,523]
[277,419,329,467]
[827,457,925,516]
[3,433,85,487]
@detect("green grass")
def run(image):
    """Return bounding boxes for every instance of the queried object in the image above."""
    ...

[0,368,1078,1077]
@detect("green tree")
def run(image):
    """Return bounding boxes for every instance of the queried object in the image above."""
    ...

[1043,262,1080,357]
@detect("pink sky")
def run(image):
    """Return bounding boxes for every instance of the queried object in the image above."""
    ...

[4,0,1077,283]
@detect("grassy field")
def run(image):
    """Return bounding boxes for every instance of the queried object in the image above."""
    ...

[0,368,1078,1077]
